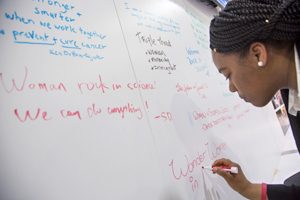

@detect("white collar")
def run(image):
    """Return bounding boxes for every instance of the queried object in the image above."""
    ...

[288,44,300,116]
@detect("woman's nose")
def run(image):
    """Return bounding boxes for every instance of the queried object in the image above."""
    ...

[229,80,237,93]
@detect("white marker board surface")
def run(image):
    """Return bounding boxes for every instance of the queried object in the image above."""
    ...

[0,0,284,199]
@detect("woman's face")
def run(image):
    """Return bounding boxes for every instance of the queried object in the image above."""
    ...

[212,51,278,107]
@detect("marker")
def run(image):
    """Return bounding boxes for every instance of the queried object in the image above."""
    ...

[202,166,239,174]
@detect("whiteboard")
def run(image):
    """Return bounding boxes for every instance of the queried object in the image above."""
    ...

[0,0,284,199]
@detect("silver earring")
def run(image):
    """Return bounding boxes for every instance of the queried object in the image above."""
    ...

[258,61,264,67]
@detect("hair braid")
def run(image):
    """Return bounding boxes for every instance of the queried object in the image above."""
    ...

[209,0,300,53]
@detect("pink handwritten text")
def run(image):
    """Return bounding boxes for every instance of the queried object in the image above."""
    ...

[0,67,67,93]
[14,108,52,122]
[107,102,143,119]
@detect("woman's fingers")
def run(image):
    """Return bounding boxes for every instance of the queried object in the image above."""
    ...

[212,158,235,168]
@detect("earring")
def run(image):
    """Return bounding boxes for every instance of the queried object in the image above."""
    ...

[258,61,264,67]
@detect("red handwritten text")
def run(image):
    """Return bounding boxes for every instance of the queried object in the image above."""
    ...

[87,103,102,118]
[193,107,229,120]
[169,151,206,180]
[206,142,227,160]
[176,83,208,97]
[201,115,233,131]
[127,81,156,91]
[169,142,227,181]
[0,67,67,93]
[107,102,143,119]
[77,75,109,94]
[154,111,173,121]
[236,109,250,119]
[14,108,52,122]
[60,109,82,120]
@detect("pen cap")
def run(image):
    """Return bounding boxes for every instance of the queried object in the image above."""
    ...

[230,167,238,174]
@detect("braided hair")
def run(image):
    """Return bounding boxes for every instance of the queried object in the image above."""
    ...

[209,0,300,54]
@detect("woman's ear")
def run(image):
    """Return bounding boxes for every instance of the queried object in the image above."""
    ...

[249,42,268,68]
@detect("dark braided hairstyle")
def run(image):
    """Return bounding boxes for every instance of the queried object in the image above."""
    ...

[209,0,300,54]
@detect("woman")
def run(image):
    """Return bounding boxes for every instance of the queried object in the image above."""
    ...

[209,0,300,199]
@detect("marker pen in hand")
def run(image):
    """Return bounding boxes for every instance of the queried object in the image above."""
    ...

[202,166,239,174]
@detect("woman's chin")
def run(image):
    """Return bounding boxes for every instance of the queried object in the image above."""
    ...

[250,99,270,107]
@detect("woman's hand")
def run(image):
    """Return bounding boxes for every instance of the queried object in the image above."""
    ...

[212,158,262,200]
